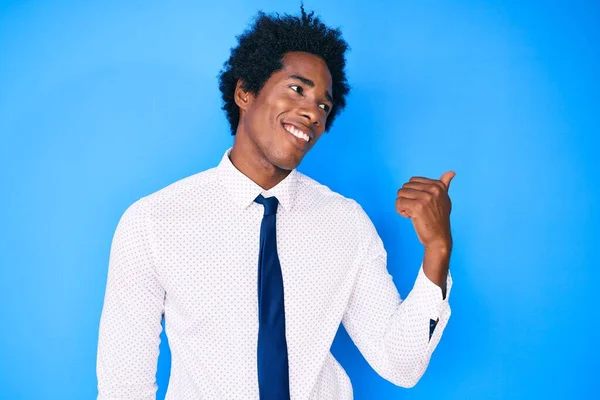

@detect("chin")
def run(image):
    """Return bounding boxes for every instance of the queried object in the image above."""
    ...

[257,134,308,171]
[269,150,304,171]
[272,156,301,171]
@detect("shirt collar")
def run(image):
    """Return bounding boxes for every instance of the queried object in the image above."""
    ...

[216,147,298,212]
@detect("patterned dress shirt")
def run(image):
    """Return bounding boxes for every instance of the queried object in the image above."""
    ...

[96,147,453,399]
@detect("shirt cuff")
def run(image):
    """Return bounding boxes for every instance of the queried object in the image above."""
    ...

[411,262,453,321]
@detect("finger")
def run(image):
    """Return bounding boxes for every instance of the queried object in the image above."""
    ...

[439,171,456,191]
[409,176,440,183]
[396,197,420,217]
[400,182,442,196]
[408,176,447,192]
[397,187,430,200]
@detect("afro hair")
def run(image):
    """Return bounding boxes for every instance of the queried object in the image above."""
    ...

[218,5,351,135]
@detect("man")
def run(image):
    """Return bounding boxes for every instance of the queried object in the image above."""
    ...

[97,6,454,400]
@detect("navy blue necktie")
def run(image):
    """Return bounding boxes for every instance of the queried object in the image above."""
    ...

[254,194,290,400]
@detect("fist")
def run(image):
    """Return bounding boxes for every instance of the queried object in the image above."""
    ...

[396,171,455,249]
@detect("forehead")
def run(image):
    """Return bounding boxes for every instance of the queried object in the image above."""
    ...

[277,52,333,92]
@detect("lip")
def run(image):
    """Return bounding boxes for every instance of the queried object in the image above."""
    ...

[281,122,312,150]
[282,121,314,140]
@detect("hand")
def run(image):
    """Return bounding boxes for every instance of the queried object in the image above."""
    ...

[395,171,455,250]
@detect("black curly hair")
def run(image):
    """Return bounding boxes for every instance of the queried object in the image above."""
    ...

[218,5,351,135]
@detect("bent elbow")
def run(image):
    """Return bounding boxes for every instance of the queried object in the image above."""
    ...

[391,370,423,389]
[381,358,429,389]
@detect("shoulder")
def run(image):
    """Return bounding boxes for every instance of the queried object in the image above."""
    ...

[294,171,372,225]
[118,167,220,223]
[145,167,220,203]
[294,171,383,259]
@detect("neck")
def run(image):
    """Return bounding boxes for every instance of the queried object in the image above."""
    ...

[229,131,291,191]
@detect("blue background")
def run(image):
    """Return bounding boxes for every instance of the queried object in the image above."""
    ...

[1,0,598,398]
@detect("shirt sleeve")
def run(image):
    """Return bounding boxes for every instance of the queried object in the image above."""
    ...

[341,202,452,388]
[96,197,166,400]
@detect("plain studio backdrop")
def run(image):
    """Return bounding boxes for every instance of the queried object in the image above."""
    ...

[0,0,598,398]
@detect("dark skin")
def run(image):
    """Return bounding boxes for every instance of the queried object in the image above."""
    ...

[230,51,333,189]
[230,51,454,298]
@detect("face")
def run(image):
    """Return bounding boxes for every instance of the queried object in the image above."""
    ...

[235,51,334,170]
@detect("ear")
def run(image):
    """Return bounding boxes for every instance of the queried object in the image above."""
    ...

[234,79,253,111]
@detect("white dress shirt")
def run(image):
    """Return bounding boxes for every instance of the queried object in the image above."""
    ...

[96,147,453,400]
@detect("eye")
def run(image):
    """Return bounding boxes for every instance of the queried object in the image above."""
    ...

[319,104,331,113]
[290,85,304,95]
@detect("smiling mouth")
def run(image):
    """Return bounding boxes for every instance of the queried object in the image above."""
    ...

[282,123,311,143]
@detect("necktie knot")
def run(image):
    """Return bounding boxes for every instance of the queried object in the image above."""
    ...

[254,194,279,216]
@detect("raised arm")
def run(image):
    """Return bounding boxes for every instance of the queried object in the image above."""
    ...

[341,202,452,388]
[96,197,166,400]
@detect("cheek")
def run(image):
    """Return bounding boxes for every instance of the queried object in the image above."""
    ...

[272,95,291,114]
[247,99,286,142]
[320,114,329,128]
[265,97,291,129]
[247,101,273,130]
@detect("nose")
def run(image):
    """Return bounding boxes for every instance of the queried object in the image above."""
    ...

[299,105,320,127]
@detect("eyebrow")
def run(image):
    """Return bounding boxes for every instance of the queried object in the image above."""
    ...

[288,74,334,104]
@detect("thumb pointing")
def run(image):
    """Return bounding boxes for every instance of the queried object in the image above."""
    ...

[440,171,456,191]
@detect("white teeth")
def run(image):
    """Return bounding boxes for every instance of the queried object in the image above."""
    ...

[284,124,309,142]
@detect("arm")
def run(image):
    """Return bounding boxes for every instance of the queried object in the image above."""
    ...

[96,197,166,400]
[341,203,452,388]
[422,246,451,300]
